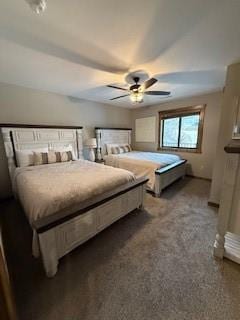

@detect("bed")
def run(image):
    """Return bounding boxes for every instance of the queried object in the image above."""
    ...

[95,128,187,197]
[1,125,147,277]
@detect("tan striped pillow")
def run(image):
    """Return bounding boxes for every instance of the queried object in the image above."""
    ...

[119,146,125,153]
[60,151,73,162]
[126,144,132,152]
[33,151,73,165]
[33,152,48,166]
[111,144,132,154]
[111,146,120,154]
[122,145,131,152]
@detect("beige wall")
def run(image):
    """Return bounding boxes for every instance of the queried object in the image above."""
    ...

[2,76,240,235]
[131,91,223,180]
[0,82,131,199]
[0,83,224,201]
[210,64,240,228]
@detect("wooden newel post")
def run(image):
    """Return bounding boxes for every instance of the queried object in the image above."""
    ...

[213,142,240,262]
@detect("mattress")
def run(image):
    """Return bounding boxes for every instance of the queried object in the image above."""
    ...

[13,160,135,224]
[104,151,181,190]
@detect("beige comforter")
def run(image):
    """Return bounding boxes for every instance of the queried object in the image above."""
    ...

[104,151,181,190]
[14,160,135,224]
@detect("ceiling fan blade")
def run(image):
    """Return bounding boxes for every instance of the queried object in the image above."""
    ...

[142,78,158,90]
[107,85,128,91]
[110,94,130,100]
[145,90,171,96]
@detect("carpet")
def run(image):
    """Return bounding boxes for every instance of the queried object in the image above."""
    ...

[1,177,240,320]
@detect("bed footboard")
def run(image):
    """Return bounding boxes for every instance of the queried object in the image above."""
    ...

[154,160,187,197]
[33,177,148,277]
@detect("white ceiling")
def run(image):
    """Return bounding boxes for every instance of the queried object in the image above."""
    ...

[0,0,240,108]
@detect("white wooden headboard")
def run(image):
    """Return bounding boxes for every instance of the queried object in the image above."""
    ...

[95,127,132,160]
[1,125,83,181]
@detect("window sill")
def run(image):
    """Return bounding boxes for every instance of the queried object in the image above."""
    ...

[158,147,202,154]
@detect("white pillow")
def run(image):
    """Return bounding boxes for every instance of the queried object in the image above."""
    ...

[16,148,48,167]
[52,145,77,160]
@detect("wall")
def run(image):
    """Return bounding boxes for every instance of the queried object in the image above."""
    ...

[0,82,131,199]
[0,83,224,200]
[131,91,223,180]
[210,63,240,206]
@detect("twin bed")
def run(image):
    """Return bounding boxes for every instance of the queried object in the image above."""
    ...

[1,125,186,277]
[95,128,187,197]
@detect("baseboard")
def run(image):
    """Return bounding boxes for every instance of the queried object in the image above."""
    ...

[208,201,220,208]
[186,174,211,182]
[224,232,240,264]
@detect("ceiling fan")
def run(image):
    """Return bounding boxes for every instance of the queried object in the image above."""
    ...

[107,76,170,103]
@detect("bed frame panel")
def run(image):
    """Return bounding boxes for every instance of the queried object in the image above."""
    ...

[1,125,84,184]
[95,127,187,197]
[95,127,132,160]
[1,124,147,277]
[37,181,146,277]
[154,159,187,196]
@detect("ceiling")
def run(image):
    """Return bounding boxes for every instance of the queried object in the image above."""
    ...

[0,0,240,108]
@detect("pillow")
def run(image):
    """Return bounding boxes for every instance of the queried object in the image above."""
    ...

[111,146,122,154]
[111,144,132,154]
[33,151,73,166]
[124,145,132,152]
[52,145,77,160]
[16,148,48,167]
[106,144,118,155]
[106,143,131,155]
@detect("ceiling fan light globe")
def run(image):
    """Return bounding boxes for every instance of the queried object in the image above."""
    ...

[130,94,136,102]
[130,92,143,103]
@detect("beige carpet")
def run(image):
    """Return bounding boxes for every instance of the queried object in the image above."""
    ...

[1,177,240,320]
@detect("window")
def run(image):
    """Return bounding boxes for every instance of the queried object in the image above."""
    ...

[159,105,205,153]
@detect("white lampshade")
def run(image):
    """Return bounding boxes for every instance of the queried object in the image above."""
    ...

[85,138,97,148]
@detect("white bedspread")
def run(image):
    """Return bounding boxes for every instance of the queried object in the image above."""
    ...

[14,160,135,224]
[104,151,181,190]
